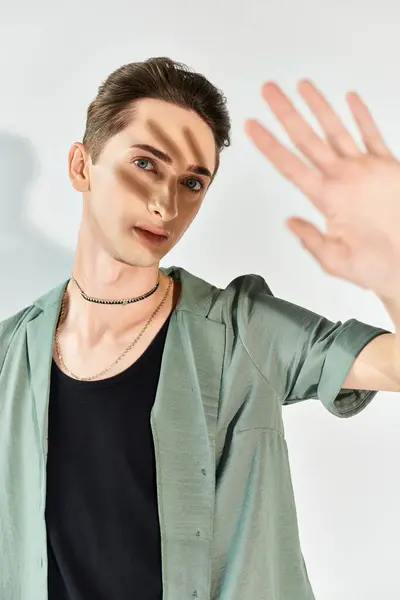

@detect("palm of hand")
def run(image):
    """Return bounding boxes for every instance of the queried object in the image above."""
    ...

[245,80,400,300]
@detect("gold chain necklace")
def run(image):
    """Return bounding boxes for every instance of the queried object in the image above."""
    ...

[54,276,173,382]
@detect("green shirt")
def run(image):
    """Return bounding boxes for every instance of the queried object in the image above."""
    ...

[0,266,389,600]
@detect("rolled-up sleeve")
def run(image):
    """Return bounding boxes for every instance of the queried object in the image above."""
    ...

[235,274,390,418]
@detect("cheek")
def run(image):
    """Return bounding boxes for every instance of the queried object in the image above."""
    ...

[176,199,203,233]
[90,170,134,222]
[183,198,202,221]
[114,163,151,205]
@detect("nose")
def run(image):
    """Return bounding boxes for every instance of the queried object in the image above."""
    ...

[147,181,178,222]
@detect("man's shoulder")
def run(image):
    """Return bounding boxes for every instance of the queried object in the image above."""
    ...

[0,280,67,371]
[169,265,274,324]
[0,305,35,372]
[0,304,35,337]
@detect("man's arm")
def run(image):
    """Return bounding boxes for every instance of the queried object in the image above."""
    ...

[245,80,400,397]
[344,291,400,392]
[343,332,400,392]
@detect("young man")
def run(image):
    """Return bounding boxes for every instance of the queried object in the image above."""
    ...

[0,56,399,600]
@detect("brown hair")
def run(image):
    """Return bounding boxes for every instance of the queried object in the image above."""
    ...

[82,56,231,176]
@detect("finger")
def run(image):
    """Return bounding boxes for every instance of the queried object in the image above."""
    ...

[286,217,347,275]
[147,119,186,163]
[245,119,325,210]
[346,92,392,157]
[297,80,361,158]
[261,82,339,175]
[183,126,208,170]
[287,217,325,254]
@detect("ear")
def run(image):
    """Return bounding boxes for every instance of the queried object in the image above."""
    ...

[68,142,91,192]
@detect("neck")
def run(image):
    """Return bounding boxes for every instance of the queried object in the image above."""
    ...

[71,259,161,304]
[63,236,171,344]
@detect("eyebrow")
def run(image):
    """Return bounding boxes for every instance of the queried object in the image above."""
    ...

[130,143,213,179]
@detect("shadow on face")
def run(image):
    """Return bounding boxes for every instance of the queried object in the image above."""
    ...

[74,99,218,268]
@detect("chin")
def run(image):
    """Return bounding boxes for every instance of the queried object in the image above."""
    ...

[113,244,164,269]
[114,253,158,269]
[109,230,171,268]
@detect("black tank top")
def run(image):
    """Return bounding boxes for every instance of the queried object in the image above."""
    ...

[45,315,171,600]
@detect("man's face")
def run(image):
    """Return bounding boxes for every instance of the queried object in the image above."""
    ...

[75,98,217,267]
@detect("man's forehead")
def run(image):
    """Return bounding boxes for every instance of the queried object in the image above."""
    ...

[132,103,208,138]
[124,100,217,171]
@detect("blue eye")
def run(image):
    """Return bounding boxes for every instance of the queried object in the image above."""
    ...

[134,158,155,171]
[133,158,203,193]
[184,178,203,193]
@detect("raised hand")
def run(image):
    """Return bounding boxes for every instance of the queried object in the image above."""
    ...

[245,80,400,301]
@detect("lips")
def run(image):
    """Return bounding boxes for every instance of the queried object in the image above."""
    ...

[135,224,169,238]
[133,226,169,247]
